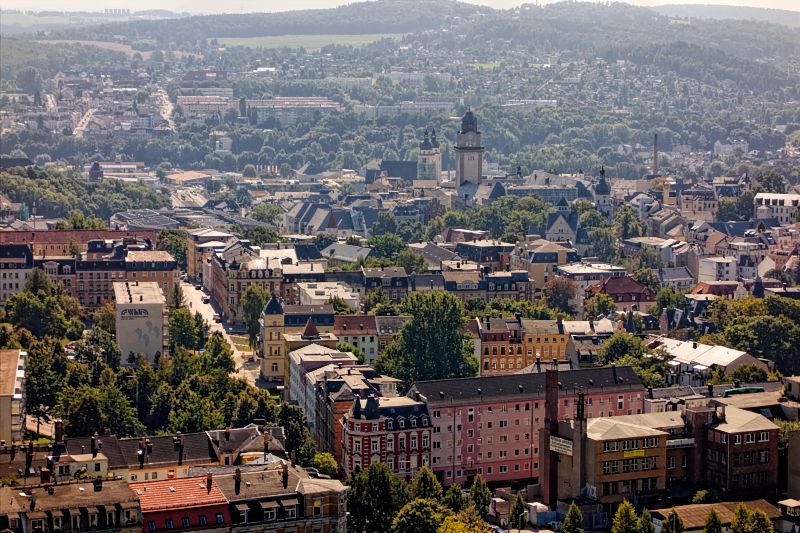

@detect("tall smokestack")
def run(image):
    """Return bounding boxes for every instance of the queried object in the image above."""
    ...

[653,133,659,176]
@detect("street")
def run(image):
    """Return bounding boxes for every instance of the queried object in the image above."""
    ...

[179,280,260,385]
[73,107,96,138]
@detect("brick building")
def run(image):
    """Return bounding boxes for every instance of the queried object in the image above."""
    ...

[342,395,432,478]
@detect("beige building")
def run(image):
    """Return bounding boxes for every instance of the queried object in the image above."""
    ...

[186,228,234,281]
[114,281,168,365]
[0,349,25,444]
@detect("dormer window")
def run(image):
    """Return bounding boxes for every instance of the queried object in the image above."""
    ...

[387,420,393,430]
[399,419,405,429]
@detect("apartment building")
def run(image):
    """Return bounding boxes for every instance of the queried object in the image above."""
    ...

[407,366,645,486]
[342,395,432,478]
[314,366,401,464]
[186,228,234,281]
[509,239,579,290]
[473,316,569,376]
[0,349,26,444]
[114,281,169,364]
[754,192,800,225]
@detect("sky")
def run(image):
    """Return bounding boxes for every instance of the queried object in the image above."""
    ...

[5,0,800,15]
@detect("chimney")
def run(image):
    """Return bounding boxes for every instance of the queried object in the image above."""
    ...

[281,460,289,488]
[91,433,98,457]
[707,384,714,397]
[652,133,659,176]
[225,427,231,441]
[234,468,242,495]
[40,468,51,484]
[206,472,213,492]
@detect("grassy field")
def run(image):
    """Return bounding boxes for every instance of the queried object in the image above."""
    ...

[218,33,405,50]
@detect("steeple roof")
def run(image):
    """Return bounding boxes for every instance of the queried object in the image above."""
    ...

[301,318,320,340]
[460,109,479,134]
[263,293,284,315]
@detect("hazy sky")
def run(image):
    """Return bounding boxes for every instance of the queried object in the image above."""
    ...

[6,0,800,15]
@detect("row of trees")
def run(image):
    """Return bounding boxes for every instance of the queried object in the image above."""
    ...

[608,499,774,533]
[348,464,493,533]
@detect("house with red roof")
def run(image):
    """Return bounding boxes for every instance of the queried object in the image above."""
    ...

[585,275,656,312]
[131,474,231,533]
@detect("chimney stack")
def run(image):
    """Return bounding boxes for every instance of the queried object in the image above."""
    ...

[206,472,213,492]
[234,468,242,495]
[281,460,289,488]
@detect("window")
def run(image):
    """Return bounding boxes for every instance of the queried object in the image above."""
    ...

[371,439,379,453]
[603,441,619,453]
[148,521,156,532]
[734,434,742,445]
[165,519,174,530]
[314,499,323,517]
[264,508,276,521]
[285,505,297,519]
[354,440,361,453]
[746,433,755,444]
[198,516,207,526]
[181,518,190,528]
[216,514,224,524]
[668,456,676,469]
[759,431,769,442]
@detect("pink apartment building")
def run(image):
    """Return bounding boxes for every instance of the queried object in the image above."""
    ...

[407,365,645,486]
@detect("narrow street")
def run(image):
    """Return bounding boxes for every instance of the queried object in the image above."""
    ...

[179,280,259,385]
[73,107,96,138]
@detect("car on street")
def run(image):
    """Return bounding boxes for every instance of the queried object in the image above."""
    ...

[213,314,222,322]
[202,296,210,304]
[194,284,202,290]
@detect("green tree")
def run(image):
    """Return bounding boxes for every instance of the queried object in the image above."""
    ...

[368,233,407,259]
[15,66,42,95]
[469,475,491,520]
[661,509,684,533]
[279,402,315,462]
[156,230,188,270]
[611,500,638,533]
[598,331,645,364]
[171,283,185,309]
[411,466,442,500]
[25,338,67,434]
[168,307,198,350]
[562,502,584,533]
[589,227,619,263]
[250,203,283,226]
[92,302,116,334]
[203,331,236,372]
[396,248,428,274]
[393,499,447,533]
[508,493,526,531]
[336,342,365,364]
[443,484,465,512]
[311,452,339,476]
[374,291,477,386]
[703,509,722,533]
[543,277,576,314]
[632,268,661,295]
[583,294,616,318]
[330,296,356,315]
[242,286,269,354]
[348,463,409,533]
[614,206,643,240]
[373,211,398,236]
[652,287,688,316]
[638,509,655,533]
[242,164,257,178]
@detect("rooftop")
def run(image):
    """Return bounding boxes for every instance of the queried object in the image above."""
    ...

[113,281,165,304]
[131,476,226,511]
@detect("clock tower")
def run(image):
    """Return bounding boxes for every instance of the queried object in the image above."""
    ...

[454,109,484,187]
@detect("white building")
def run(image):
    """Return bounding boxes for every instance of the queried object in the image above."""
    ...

[698,256,737,282]
[114,281,168,365]
[296,282,360,309]
[754,192,800,225]
[0,349,26,444]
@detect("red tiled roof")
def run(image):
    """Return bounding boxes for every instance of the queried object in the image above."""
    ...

[131,476,227,511]
[0,230,157,244]
[334,315,378,335]
[690,281,740,296]
[586,276,654,298]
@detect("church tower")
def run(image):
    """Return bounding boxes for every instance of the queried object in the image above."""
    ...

[417,128,441,181]
[455,109,484,187]
[593,166,612,217]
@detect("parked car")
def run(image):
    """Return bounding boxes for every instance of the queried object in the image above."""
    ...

[213,314,222,323]
[202,296,210,304]
[194,284,202,290]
